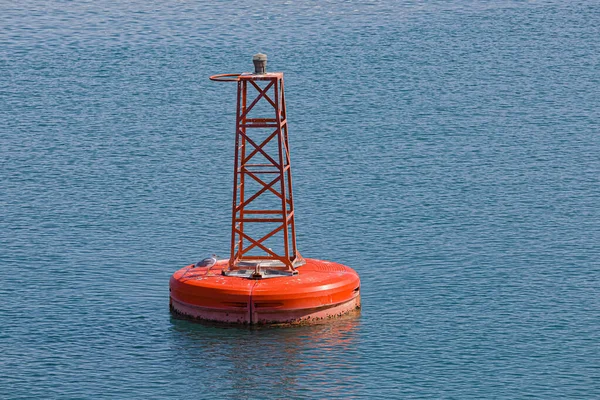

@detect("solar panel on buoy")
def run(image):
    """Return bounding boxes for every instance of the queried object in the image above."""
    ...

[169,54,361,325]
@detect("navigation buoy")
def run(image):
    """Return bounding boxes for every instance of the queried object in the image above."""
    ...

[169,54,361,325]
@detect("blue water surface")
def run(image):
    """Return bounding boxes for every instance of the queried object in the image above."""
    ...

[1,1,599,398]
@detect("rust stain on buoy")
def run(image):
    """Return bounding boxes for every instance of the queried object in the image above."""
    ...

[170,55,361,325]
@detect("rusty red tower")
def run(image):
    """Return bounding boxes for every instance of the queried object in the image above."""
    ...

[212,54,303,274]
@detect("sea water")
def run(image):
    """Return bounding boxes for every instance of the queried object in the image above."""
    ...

[1,1,599,398]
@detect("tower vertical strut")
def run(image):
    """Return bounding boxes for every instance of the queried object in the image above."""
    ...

[227,71,302,273]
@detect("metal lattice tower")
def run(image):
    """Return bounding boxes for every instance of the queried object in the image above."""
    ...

[226,55,302,272]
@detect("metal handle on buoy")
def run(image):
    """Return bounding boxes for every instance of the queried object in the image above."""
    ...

[209,73,241,82]
[209,53,268,82]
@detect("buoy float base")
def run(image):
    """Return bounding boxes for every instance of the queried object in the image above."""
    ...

[169,258,361,325]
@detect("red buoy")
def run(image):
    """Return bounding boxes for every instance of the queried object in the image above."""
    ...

[170,259,360,324]
[170,54,361,325]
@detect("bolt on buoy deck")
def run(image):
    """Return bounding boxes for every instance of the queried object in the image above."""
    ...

[169,54,361,324]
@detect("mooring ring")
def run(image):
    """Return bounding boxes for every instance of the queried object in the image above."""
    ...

[209,73,241,82]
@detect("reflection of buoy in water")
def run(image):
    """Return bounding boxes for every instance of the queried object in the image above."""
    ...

[169,54,361,325]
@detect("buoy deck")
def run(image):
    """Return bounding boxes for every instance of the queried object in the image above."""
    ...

[169,258,360,325]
